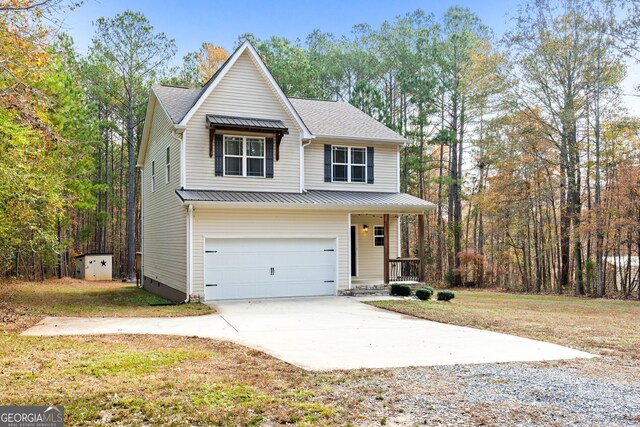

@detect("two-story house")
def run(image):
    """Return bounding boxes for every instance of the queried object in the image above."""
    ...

[137,41,433,302]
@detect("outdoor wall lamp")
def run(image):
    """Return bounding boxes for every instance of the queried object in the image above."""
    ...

[363,224,369,232]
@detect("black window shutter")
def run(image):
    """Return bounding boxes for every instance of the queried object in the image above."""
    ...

[324,144,332,182]
[214,134,223,176]
[265,137,274,178]
[367,146,374,184]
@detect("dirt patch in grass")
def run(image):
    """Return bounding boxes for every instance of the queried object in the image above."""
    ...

[0,333,376,426]
[0,278,212,333]
[368,291,640,360]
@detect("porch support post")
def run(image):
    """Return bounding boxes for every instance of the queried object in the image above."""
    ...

[383,214,390,284]
[418,213,425,282]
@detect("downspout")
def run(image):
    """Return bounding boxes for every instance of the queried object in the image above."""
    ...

[348,213,352,290]
[139,166,144,286]
[171,125,189,302]
[301,139,312,192]
[396,145,401,193]
[185,204,193,303]
[170,125,187,189]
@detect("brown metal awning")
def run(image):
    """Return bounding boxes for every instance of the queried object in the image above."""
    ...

[206,114,288,133]
[206,114,289,160]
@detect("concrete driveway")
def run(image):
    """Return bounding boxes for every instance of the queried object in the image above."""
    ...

[22,296,594,370]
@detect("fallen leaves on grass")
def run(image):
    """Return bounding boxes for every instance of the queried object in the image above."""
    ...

[368,291,640,359]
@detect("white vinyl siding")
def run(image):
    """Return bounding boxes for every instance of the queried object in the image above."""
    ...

[185,50,300,192]
[351,214,399,281]
[192,208,349,297]
[305,139,399,192]
[142,103,187,294]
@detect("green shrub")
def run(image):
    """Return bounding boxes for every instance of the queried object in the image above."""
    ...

[437,290,455,301]
[390,283,412,296]
[415,286,434,301]
[444,271,454,286]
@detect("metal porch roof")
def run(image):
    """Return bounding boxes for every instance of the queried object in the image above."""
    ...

[176,189,434,212]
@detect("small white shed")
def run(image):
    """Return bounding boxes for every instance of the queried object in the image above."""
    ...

[75,253,113,281]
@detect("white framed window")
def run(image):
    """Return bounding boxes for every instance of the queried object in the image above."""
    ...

[165,146,171,183]
[332,146,348,182]
[374,225,385,247]
[246,137,265,177]
[332,146,366,183]
[151,160,155,193]
[223,135,265,177]
[350,147,366,183]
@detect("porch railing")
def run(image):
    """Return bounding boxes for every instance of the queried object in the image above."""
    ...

[389,258,421,282]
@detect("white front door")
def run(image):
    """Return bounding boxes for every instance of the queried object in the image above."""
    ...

[204,238,337,301]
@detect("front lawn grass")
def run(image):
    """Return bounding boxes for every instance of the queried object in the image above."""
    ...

[368,291,640,359]
[0,279,370,426]
[0,333,356,426]
[5,281,638,425]
[0,278,212,332]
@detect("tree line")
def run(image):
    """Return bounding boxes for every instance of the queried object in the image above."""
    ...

[1,0,639,298]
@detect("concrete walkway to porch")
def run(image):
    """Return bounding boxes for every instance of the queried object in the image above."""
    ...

[22,296,595,371]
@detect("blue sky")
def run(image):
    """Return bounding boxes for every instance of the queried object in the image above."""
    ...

[58,0,639,114]
[59,0,518,58]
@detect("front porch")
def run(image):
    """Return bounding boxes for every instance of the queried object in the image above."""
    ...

[349,213,425,288]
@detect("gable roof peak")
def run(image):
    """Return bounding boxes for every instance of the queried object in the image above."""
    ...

[175,40,312,139]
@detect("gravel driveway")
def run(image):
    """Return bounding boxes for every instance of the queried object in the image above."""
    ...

[353,358,640,426]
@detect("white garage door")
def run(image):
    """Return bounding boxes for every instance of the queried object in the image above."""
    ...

[204,238,337,301]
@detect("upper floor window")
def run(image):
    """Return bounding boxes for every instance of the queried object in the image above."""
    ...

[165,146,171,183]
[332,146,366,183]
[151,160,155,192]
[224,135,265,177]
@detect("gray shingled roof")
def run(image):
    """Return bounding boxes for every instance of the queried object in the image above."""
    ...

[152,85,407,143]
[289,98,406,142]
[153,85,201,124]
[151,50,233,124]
[175,189,433,211]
